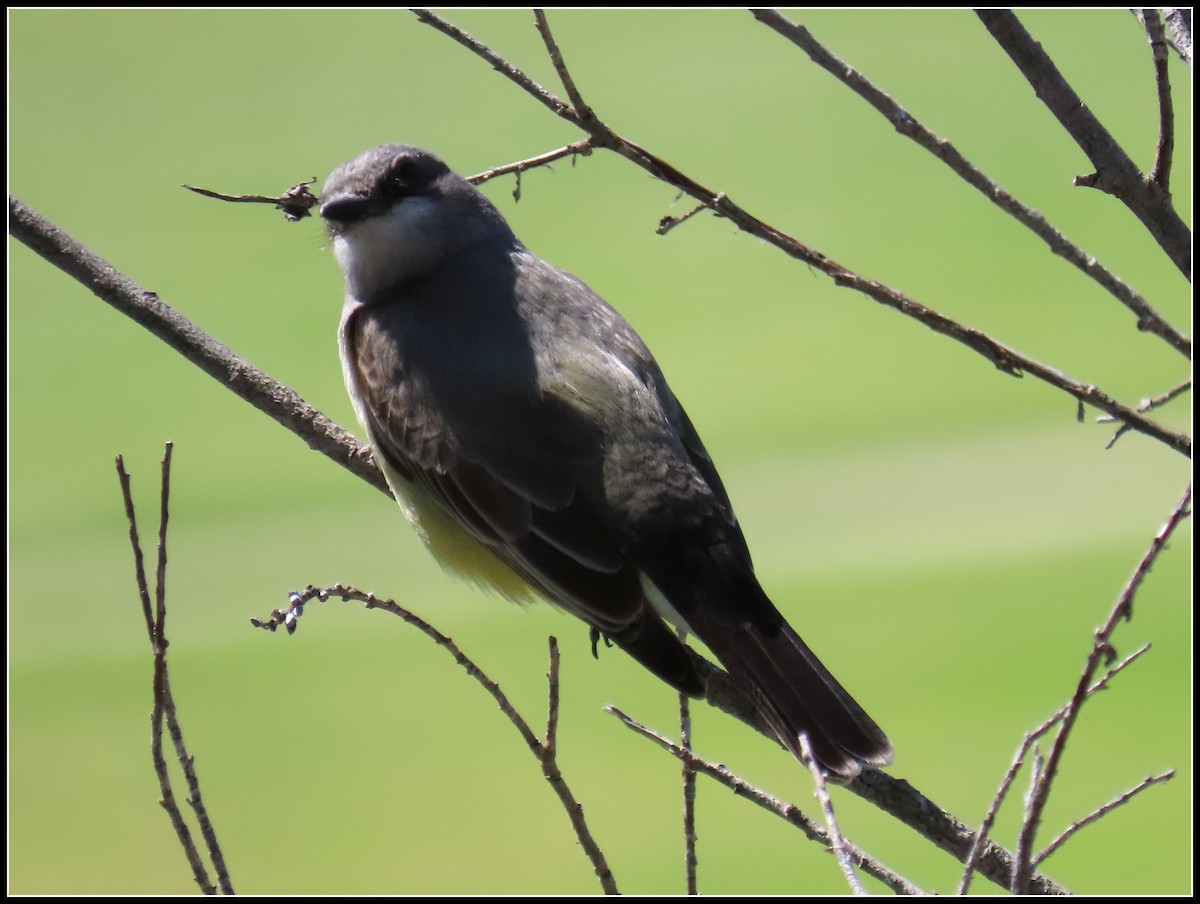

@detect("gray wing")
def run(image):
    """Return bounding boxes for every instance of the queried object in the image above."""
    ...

[343,296,704,692]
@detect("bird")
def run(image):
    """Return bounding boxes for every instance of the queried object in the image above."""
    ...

[320,143,892,777]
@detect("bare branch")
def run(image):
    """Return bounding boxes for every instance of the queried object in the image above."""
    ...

[254,584,620,895]
[607,706,927,896]
[849,767,1068,895]
[154,444,171,649]
[1136,9,1176,191]
[657,194,724,237]
[1010,483,1192,892]
[1109,484,1192,624]
[412,8,577,122]
[533,9,596,125]
[1162,8,1192,64]
[183,179,319,222]
[9,196,390,498]
[409,12,1191,457]
[957,643,1151,894]
[544,637,561,761]
[1099,378,1191,449]
[1033,770,1175,869]
[116,455,157,645]
[675,628,698,896]
[752,8,1190,360]
[798,734,865,895]
[117,448,232,894]
[468,139,594,187]
[977,10,1191,279]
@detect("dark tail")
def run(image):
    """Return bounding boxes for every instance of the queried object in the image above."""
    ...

[688,599,892,778]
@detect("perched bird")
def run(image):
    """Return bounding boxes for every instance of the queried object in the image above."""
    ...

[321,144,892,777]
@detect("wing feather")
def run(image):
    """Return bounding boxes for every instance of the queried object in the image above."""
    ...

[344,301,647,633]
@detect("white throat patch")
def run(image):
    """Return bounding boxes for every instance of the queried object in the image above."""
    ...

[333,196,446,299]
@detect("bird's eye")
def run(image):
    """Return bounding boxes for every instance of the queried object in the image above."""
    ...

[383,158,417,197]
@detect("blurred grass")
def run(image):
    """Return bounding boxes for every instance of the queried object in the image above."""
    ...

[9,8,1191,895]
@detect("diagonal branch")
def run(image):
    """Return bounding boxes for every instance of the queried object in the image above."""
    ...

[1137,9,1176,192]
[409,10,1191,458]
[976,10,1191,280]
[412,8,578,122]
[255,586,620,894]
[468,138,594,200]
[533,9,596,125]
[957,642,1152,894]
[8,196,389,498]
[608,706,928,895]
[752,8,1190,360]
[1032,769,1174,869]
[1010,482,1192,892]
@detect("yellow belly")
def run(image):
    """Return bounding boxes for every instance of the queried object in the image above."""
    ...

[385,466,539,605]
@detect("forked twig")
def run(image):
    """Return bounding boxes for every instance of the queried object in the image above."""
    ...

[607,706,925,895]
[1008,484,1191,893]
[957,643,1152,894]
[117,445,232,894]
[253,584,619,894]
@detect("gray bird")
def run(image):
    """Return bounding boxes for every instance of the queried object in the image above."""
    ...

[321,143,892,777]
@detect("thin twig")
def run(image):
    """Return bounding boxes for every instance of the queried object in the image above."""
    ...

[798,734,865,895]
[1099,378,1191,449]
[752,8,1190,360]
[158,443,235,894]
[1033,770,1174,868]
[254,584,619,895]
[607,707,925,896]
[1010,484,1192,892]
[154,443,171,650]
[676,628,698,896]
[467,139,594,189]
[1098,378,1191,422]
[687,639,1002,881]
[1137,9,1176,191]
[657,195,725,237]
[412,8,577,121]
[164,687,233,894]
[153,448,233,892]
[545,636,561,760]
[408,11,1191,458]
[117,456,157,644]
[183,179,318,222]
[957,643,1151,894]
[1109,485,1192,624]
[117,449,228,894]
[533,9,596,124]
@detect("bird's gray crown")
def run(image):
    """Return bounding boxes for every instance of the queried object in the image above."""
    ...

[321,144,452,228]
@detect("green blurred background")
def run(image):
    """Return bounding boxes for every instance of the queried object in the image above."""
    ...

[9,9,1191,895]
